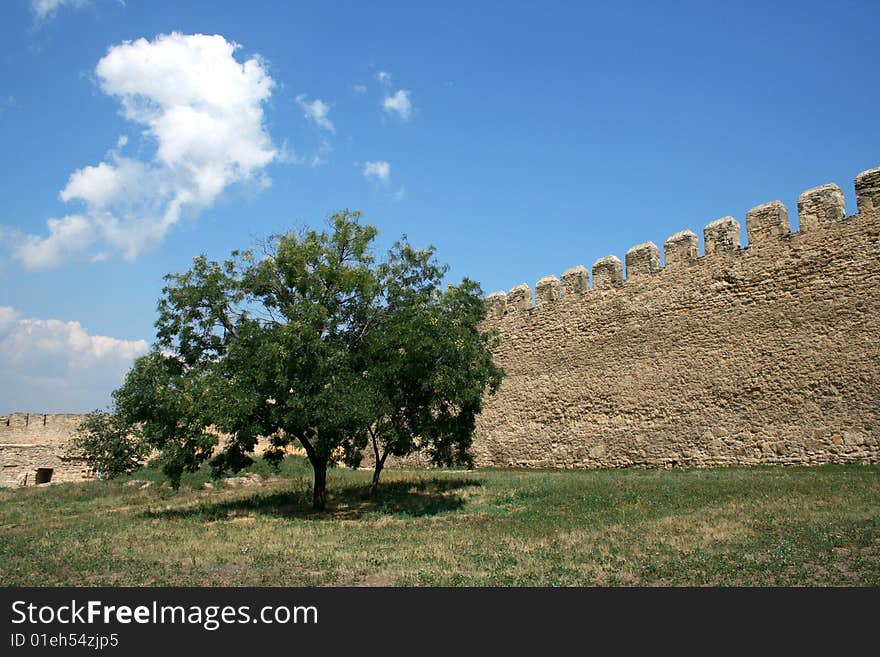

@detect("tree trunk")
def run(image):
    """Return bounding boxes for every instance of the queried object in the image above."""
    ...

[297,433,328,512]
[312,457,328,511]
[368,426,387,498]
[369,459,384,498]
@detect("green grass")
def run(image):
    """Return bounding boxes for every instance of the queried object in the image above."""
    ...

[1,461,878,586]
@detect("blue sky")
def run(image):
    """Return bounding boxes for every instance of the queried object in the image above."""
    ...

[1,0,878,412]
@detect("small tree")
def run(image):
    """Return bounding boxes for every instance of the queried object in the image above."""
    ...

[69,410,149,479]
[114,210,503,510]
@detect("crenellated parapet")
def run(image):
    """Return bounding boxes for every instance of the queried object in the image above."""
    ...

[535,276,561,306]
[663,230,699,269]
[485,291,507,319]
[703,216,740,256]
[474,162,880,472]
[485,164,879,318]
[798,184,845,231]
[855,166,880,214]
[625,242,661,278]
[591,256,623,289]
[561,265,589,296]
[506,284,532,313]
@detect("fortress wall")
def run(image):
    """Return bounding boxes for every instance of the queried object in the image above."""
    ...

[4,166,880,481]
[0,413,91,486]
[0,412,297,486]
[0,413,85,447]
[474,166,880,468]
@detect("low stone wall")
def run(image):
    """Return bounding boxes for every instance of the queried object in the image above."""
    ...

[0,413,92,487]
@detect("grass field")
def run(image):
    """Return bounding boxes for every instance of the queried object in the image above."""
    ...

[1,460,878,586]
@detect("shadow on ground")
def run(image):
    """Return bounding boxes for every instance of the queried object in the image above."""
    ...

[143,476,482,522]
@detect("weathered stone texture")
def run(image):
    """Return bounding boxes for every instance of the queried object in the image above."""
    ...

[746,201,790,244]
[506,284,532,313]
[592,256,623,289]
[663,230,699,270]
[0,413,91,486]
[535,276,561,306]
[561,266,589,296]
[485,291,507,319]
[625,242,661,278]
[798,184,845,232]
[703,216,740,256]
[475,170,880,469]
[855,166,880,214]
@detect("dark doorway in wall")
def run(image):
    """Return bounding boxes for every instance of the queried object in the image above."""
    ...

[35,468,53,484]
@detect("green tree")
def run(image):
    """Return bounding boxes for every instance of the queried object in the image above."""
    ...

[355,241,503,494]
[114,210,502,510]
[68,410,149,479]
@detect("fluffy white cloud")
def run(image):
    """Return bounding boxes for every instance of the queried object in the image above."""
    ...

[12,32,278,269]
[363,160,391,186]
[375,71,392,84]
[383,89,412,121]
[15,214,95,270]
[0,306,148,412]
[296,95,334,133]
[32,0,88,20]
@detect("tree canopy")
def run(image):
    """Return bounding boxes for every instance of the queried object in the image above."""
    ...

[113,211,503,509]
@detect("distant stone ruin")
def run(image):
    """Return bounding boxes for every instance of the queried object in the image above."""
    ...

[0,412,92,487]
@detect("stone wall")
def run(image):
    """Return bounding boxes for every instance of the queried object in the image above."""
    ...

[4,165,880,481]
[0,412,303,487]
[0,413,92,486]
[474,165,880,468]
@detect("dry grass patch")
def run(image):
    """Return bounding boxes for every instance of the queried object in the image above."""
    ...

[1,463,877,586]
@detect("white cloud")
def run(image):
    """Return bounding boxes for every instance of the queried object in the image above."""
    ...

[32,0,89,20]
[0,307,21,333]
[363,160,391,186]
[310,140,333,168]
[374,70,414,120]
[383,89,413,121]
[15,214,94,270]
[352,84,367,95]
[10,32,278,269]
[0,306,148,412]
[296,95,334,133]
[393,187,405,202]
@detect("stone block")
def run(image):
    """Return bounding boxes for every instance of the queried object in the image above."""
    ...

[625,242,661,278]
[506,284,532,312]
[746,200,790,244]
[485,291,507,319]
[591,255,623,289]
[855,166,880,215]
[561,265,589,296]
[703,216,740,256]
[797,184,845,231]
[663,230,699,269]
[535,276,561,306]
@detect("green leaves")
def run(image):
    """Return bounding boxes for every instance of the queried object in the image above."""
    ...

[110,209,504,508]
[68,410,150,479]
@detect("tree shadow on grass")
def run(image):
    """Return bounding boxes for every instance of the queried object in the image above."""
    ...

[143,477,482,522]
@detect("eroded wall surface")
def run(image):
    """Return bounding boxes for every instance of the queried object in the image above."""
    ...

[473,166,880,468]
[0,413,91,486]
